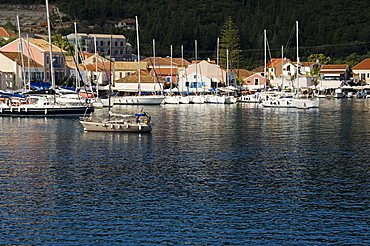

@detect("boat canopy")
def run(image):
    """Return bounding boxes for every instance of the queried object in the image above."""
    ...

[29,82,52,91]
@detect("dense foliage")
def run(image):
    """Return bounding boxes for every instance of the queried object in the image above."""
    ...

[2,0,370,68]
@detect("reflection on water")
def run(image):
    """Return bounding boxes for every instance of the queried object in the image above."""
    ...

[0,100,369,244]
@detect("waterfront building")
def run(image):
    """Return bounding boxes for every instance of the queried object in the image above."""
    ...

[0,37,66,84]
[318,64,351,89]
[352,58,370,84]
[267,58,315,89]
[142,57,190,86]
[177,60,226,93]
[65,55,108,87]
[112,69,164,93]
[66,33,132,61]
[237,69,266,91]
[0,51,43,90]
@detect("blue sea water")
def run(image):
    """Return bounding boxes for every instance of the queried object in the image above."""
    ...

[0,99,369,245]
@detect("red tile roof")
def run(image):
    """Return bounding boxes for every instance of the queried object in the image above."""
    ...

[352,58,370,70]
[143,57,190,67]
[0,51,43,67]
[321,64,347,70]
[320,64,348,74]
[151,67,177,76]
[0,27,16,38]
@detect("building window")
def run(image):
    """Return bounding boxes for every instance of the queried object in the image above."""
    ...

[254,78,259,85]
[100,41,103,46]
[287,65,291,71]
[115,41,118,46]
[120,41,123,46]
[368,73,370,78]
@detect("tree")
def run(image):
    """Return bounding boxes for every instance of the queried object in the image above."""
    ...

[219,17,240,69]
[52,34,73,56]
[308,53,331,75]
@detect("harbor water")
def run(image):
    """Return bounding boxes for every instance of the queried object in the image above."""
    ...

[0,99,369,245]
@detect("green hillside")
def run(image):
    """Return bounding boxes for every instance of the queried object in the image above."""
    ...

[2,0,370,66]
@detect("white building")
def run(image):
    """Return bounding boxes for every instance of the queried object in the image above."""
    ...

[66,33,132,61]
[352,58,370,83]
[0,51,43,90]
[178,60,226,93]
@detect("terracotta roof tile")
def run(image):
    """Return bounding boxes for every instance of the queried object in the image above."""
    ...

[143,57,190,67]
[321,64,347,70]
[0,27,16,38]
[0,51,43,67]
[116,70,156,83]
[352,58,370,70]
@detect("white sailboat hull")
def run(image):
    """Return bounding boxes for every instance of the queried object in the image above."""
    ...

[179,96,190,104]
[262,98,319,109]
[205,95,225,104]
[291,99,320,109]
[164,96,180,104]
[238,94,261,103]
[189,96,205,104]
[262,98,295,108]
[80,120,152,132]
[113,95,165,105]
[225,96,237,104]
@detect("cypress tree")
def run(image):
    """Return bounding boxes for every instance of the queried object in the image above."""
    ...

[219,17,241,69]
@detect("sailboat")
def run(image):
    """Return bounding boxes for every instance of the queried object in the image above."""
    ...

[164,45,180,104]
[79,35,152,133]
[178,45,190,104]
[0,0,94,117]
[224,49,237,104]
[205,37,225,104]
[189,40,205,104]
[262,23,319,109]
[290,21,319,109]
[113,16,165,106]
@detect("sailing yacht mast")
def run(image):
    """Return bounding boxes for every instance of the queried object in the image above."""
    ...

[181,44,184,94]
[170,44,173,92]
[74,22,79,89]
[226,49,229,87]
[108,35,112,116]
[135,16,141,96]
[281,45,284,90]
[264,29,267,92]
[45,0,55,90]
[94,36,98,98]
[16,15,26,92]
[216,37,219,66]
[296,21,300,95]
[153,39,156,92]
[195,40,198,94]
[27,35,31,91]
